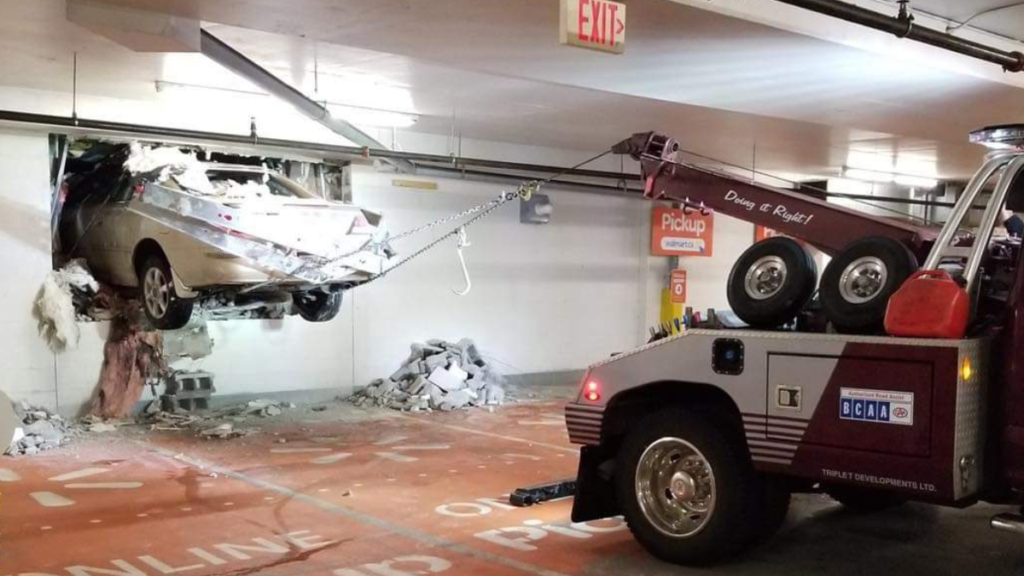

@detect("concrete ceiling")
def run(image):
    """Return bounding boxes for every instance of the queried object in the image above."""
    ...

[2,0,1023,180]
[905,0,1024,41]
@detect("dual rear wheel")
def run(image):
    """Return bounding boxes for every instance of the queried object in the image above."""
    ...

[726,236,918,333]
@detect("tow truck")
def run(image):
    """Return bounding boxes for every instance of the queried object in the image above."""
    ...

[565,125,1024,564]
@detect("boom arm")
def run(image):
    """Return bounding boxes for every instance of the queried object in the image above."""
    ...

[613,132,936,257]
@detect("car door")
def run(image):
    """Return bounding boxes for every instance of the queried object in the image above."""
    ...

[95,173,143,286]
[67,165,128,283]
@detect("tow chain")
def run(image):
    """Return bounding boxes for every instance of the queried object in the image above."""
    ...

[350,180,539,289]
[287,148,612,293]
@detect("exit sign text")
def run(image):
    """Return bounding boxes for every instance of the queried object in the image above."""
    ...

[560,0,626,54]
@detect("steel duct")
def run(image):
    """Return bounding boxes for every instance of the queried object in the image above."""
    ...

[199,29,415,173]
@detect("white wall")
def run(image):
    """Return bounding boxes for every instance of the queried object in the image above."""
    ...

[0,130,59,408]
[0,84,759,415]
[349,169,653,384]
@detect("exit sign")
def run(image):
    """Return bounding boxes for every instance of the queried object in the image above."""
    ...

[560,0,626,54]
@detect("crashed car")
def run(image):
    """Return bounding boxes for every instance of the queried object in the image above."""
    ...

[59,144,388,330]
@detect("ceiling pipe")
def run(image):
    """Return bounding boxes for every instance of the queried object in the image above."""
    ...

[199,29,415,173]
[0,110,962,211]
[772,0,1024,72]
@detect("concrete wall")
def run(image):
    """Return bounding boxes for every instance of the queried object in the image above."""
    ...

[0,82,764,415]
[0,130,58,407]
[0,124,685,415]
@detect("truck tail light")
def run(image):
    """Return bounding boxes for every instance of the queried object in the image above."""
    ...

[584,380,601,402]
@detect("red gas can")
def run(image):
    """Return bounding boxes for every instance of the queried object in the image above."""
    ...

[884,270,970,339]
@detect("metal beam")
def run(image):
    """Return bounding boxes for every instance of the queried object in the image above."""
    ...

[198,29,415,173]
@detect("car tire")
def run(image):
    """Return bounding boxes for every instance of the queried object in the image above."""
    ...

[827,485,907,512]
[615,408,768,565]
[727,237,817,328]
[293,290,343,322]
[139,254,194,330]
[819,237,918,334]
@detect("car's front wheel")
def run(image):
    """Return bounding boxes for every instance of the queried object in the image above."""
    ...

[616,408,780,565]
[139,254,195,330]
[293,290,343,322]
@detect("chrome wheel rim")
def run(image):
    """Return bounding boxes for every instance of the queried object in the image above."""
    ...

[744,255,788,300]
[838,256,887,304]
[635,437,716,538]
[143,267,170,319]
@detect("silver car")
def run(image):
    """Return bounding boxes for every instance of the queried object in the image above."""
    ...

[60,150,387,329]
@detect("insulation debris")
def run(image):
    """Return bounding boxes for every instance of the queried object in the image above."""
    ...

[351,338,508,412]
[6,402,80,456]
[92,305,167,419]
[124,142,275,201]
[34,259,100,351]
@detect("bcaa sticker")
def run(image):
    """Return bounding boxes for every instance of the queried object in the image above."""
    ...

[652,206,714,257]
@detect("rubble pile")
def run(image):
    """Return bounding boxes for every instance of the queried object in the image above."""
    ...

[139,397,296,439]
[352,339,507,412]
[6,402,79,456]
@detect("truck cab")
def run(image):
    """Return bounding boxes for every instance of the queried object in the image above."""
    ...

[566,125,1024,565]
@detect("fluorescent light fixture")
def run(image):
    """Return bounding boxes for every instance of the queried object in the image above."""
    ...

[326,104,418,128]
[843,167,894,183]
[843,166,938,189]
[894,174,938,188]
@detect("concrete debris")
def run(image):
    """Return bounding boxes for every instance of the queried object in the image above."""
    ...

[162,318,215,361]
[199,423,244,439]
[35,258,100,351]
[6,402,80,456]
[138,398,294,440]
[351,338,508,412]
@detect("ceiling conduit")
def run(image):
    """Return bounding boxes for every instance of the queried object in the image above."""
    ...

[199,29,415,173]
[772,0,1024,72]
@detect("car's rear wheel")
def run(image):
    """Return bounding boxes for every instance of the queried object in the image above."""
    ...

[293,290,343,322]
[616,408,775,565]
[139,254,194,330]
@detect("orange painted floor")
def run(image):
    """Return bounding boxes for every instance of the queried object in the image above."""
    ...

[3,399,1023,576]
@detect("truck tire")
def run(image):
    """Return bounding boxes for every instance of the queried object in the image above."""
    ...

[139,254,194,330]
[727,238,817,328]
[615,408,770,565]
[293,290,343,322]
[827,485,907,512]
[819,237,917,333]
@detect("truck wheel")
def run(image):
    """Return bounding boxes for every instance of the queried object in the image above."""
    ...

[139,254,194,330]
[819,237,917,333]
[615,408,766,565]
[293,290,343,322]
[727,238,817,328]
[827,485,907,512]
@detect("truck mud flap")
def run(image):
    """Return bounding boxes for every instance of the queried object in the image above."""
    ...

[570,445,619,523]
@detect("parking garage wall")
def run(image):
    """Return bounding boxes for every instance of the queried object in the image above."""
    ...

[0,125,756,416]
